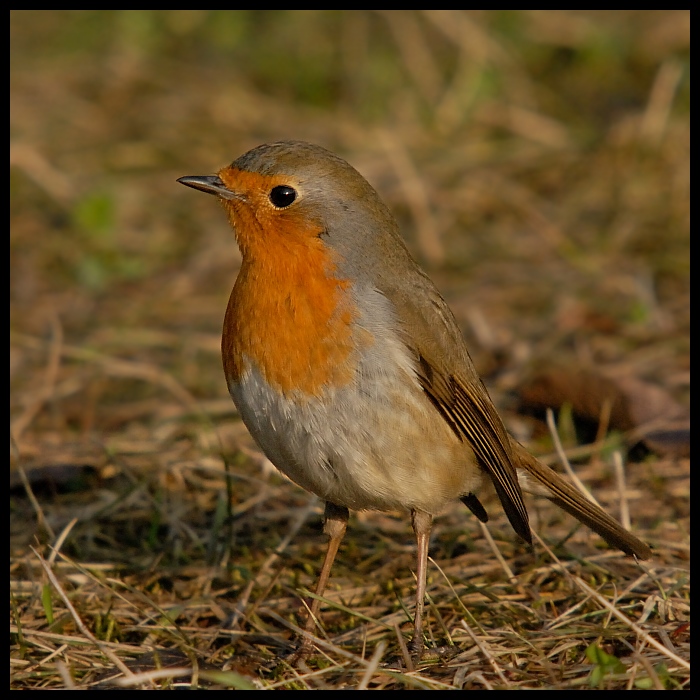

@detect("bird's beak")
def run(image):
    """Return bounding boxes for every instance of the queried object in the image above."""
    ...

[177,175,242,201]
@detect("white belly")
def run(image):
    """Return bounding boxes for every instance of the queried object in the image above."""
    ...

[229,345,483,515]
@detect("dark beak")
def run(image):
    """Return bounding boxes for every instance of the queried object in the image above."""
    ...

[177,175,241,201]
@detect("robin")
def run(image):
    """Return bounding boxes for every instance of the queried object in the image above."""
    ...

[178,141,651,660]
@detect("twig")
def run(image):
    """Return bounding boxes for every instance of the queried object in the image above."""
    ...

[573,576,690,670]
[478,521,516,582]
[357,640,386,690]
[56,661,76,690]
[117,667,192,687]
[394,622,414,672]
[32,547,137,681]
[612,451,631,531]
[11,434,54,539]
[546,408,601,507]
[460,619,511,687]
[48,519,78,566]
[229,498,319,629]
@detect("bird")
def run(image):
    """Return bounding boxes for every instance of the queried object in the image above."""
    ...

[178,140,651,660]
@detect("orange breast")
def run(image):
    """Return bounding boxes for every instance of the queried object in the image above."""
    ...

[220,175,358,397]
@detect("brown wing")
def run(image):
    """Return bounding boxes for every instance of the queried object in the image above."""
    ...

[371,256,531,544]
[371,246,649,558]
[417,354,532,545]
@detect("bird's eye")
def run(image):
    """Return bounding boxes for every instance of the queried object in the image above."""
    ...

[269,185,297,208]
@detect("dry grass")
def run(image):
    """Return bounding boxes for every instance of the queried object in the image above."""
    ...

[11,11,689,689]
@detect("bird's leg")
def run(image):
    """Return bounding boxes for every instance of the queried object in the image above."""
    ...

[410,509,433,660]
[297,502,349,657]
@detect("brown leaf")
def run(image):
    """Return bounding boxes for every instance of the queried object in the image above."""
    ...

[517,367,689,457]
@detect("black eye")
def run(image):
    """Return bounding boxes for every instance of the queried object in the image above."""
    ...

[269,185,297,208]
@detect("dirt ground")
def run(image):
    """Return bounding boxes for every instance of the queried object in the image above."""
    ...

[11,11,689,689]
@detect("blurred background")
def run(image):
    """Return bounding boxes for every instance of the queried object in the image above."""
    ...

[10,11,689,689]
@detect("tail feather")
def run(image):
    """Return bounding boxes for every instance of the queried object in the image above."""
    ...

[511,439,652,559]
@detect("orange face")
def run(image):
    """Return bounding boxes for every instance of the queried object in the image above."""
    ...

[216,166,325,255]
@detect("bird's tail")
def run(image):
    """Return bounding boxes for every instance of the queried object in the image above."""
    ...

[511,439,652,559]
